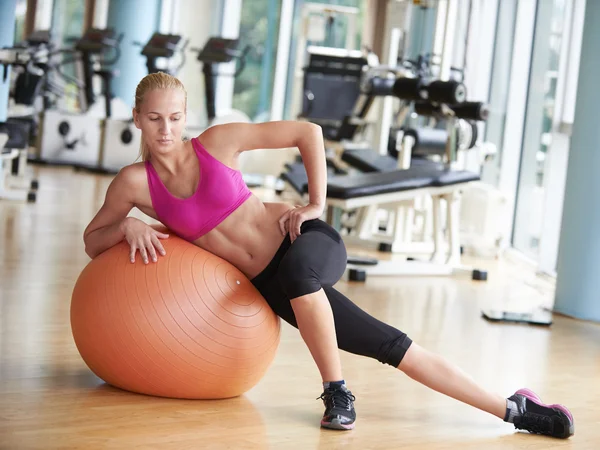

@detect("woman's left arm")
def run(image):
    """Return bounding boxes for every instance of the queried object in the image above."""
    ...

[201,121,328,241]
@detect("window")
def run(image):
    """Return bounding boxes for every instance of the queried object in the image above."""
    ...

[482,0,518,186]
[14,0,27,43]
[232,0,282,122]
[50,0,87,111]
[512,0,569,260]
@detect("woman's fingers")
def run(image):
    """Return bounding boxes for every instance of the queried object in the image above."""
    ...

[137,241,149,264]
[289,213,296,241]
[130,234,167,265]
[151,234,166,256]
[145,238,158,263]
[278,210,291,236]
[289,210,304,242]
[129,243,137,263]
[294,211,303,236]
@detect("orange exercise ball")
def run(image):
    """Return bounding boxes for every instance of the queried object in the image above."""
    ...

[71,233,280,399]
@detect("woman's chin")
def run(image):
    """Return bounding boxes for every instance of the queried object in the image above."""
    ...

[151,141,176,153]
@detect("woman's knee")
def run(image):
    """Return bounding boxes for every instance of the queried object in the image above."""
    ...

[378,335,413,367]
[322,286,413,367]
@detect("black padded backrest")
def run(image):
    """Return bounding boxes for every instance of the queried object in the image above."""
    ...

[14,72,43,106]
[300,49,366,141]
[301,73,360,123]
[0,119,31,149]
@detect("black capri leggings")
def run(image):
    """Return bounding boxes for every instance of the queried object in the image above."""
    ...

[251,219,412,367]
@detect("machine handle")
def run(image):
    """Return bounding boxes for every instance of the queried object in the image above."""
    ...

[233,45,250,77]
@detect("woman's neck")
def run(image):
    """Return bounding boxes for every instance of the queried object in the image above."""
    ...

[149,140,190,176]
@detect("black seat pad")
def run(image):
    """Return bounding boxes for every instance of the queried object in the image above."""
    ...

[281,164,479,199]
[341,148,443,173]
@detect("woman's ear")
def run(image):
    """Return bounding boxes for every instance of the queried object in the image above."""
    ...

[132,108,141,129]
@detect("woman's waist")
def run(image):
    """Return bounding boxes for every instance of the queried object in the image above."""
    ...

[193,200,292,276]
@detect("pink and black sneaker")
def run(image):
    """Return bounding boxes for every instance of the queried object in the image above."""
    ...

[317,384,356,430]
[505,388,574,439]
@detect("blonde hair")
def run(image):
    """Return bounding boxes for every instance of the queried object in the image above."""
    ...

[134,72,187,161]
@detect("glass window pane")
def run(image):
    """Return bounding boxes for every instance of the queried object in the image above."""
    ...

[512,0,568,259]
[14,0,27,43]
[482,0,518,187]
[50,0,86,112]
[232,0,282,122]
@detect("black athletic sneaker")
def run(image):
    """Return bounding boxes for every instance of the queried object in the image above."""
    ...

[506,388,574,439]
[317,384,356,430]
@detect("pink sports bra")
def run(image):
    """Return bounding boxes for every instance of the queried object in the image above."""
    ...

[145,137,252,241]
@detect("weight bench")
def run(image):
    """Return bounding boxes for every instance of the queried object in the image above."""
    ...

[281,164,487,281]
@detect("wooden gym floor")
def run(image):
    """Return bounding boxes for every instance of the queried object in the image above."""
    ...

[1,165,599,449]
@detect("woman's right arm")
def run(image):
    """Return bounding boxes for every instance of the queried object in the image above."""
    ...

[83,166,168,263]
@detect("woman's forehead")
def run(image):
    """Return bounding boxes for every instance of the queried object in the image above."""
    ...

[143,89,186,108]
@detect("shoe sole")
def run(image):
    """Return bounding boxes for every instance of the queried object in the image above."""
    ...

[515,388,575,437]
[321,419,355,430]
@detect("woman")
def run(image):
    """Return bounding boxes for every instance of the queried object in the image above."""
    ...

[83,72,573,437]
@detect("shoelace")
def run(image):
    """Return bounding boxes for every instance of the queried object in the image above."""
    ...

[515,413,554,434]
[317,388,356,410]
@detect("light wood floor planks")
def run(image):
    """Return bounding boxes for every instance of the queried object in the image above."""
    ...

[1,165,599,449]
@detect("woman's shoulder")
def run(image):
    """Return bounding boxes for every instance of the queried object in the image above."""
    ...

[113,162,148,190]
[195,123,249,160]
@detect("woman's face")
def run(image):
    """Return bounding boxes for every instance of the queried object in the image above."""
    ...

[133,88,187,154]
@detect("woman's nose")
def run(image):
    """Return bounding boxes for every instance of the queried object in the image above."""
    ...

[159,120,171,134]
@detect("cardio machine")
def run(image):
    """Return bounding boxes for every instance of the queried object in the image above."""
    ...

[37,28,123,168]
[0,30,55,201]
[140,32,188,75]
[192,37,251,126]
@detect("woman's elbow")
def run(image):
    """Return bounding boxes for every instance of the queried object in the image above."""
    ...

[306,122,322,136]
[83,239,96,259]
[83,230,98,259]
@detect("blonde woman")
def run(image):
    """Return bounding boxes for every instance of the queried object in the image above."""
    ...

[83,72,573,437]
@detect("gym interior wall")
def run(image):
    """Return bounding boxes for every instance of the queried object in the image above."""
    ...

[1,0,18,122]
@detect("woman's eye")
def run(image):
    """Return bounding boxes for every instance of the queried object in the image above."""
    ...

[172,118,180,122]
[150,118,159,121]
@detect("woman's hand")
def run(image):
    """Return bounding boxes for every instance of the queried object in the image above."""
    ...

[120,217,169,264]
[278,203,324,243]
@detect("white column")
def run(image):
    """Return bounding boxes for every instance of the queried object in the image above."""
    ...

[216,0,242,117]
[496,0,537,248]
[270,0,294,121]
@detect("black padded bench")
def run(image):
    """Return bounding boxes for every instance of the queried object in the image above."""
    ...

[281,162,480,199]
[280,162,485,282]
[341,149,444,173]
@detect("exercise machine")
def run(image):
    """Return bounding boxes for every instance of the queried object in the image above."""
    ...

[37,28,122,168]
[283,55,490,281]
[0,32,52,196]
[192,36,251,126]
[289,3,362,121]
[139,32,188,75]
